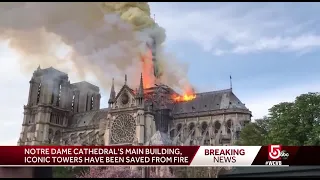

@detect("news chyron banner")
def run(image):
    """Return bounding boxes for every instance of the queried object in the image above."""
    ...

[0,145,318,167]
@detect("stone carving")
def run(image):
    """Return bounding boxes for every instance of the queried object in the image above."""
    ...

[111,114,136,144]
[133,113,137,118]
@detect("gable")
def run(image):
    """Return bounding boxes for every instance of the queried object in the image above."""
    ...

[114,85,136,109]
[115,85,135,100]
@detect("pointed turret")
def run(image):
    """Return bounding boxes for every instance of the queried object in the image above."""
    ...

[135,73,144,106]
[108,78,116,106]
[34,65,41,75]
[137,73,144,98]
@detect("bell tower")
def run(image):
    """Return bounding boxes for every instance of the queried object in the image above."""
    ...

[19,67,72,145]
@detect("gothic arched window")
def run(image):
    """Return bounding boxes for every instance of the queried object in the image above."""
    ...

[188,123,195,145]
[188,123,195,136]
[54,130,61,143]
[201,122,210,145]
[51,91,54,104]
[37,83,42,104]
[48,129,53,144]
[227,120,232,134]
[176,124,182,133]
[50,114,53,123]
[214,121,221,134]
[170,129,175,139]
[91,95,94,110]
[201,122,208,135]
[56,84,62,107]
[176,123,182,140]
[71,93,75,111]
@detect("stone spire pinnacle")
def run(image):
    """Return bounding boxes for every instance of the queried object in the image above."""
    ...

[137,73,144,98]
[125,74,127,85]
[36,65,41,72]
[108,78,116,104]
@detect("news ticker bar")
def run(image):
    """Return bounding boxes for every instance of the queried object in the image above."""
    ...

[0,145,318,167]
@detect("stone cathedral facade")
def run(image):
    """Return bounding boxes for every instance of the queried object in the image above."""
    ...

[18,66,251,147]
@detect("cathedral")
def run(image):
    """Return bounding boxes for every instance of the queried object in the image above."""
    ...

[18,66,251,146]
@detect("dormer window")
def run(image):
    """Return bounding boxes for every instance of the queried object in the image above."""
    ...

[56,84,62,107]
[71,93,75,111]
[91,95,94,110]
[36,83,41,104]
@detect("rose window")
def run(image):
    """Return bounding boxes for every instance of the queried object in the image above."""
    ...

[121,93,129,105]
[111,114,135,144]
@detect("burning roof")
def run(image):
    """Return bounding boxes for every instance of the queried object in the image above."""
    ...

[140,84,196,111]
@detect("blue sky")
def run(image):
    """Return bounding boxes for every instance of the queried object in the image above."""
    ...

[1,2,320,145]
[149,2,320,117]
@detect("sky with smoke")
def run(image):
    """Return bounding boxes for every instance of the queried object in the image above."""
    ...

[1,2,320,145]
[0,2,190,92]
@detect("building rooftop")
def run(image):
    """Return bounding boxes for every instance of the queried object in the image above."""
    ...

[172,89,248,114]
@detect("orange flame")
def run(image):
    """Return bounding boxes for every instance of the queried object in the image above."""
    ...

[172,87,197,102]
[140,45,196,103]
[172,94,196,102]
[140,48,155,88]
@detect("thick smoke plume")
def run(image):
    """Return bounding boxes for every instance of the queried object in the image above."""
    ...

[0,2,191,93]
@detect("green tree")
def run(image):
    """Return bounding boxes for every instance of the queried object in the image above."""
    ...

[236,117,270,145]
[238,92,320,146]
[268,93,320,145]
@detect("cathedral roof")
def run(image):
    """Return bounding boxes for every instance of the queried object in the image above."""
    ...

[145,131,172,145]
[68,108,109,128]
[144,85,177,110]
[71,81,100,92]
[172,89,249,114]
[33,66,68,79]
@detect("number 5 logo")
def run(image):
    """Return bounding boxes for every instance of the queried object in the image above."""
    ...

[268,145,282,160]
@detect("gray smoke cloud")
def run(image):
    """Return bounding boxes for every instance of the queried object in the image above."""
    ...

[0,2,192,93]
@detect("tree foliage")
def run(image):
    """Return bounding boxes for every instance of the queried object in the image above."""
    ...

[236,117,270,146]
[238,92,320,146]
[76,166,175,178]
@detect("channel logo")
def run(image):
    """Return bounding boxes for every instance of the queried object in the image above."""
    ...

[268,145,289,160]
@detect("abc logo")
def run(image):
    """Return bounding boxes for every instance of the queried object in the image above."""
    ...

[268,145,289,160]
[280,150,289,160]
